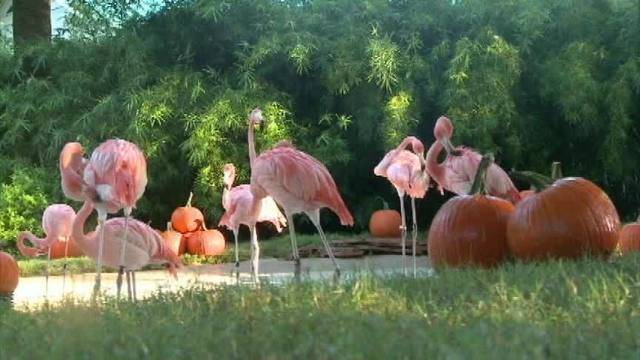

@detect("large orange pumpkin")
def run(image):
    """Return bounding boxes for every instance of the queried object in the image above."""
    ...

[162,222,186,256]
[427,154,514,268]
[171,192,205,233]
[0,251,19,295]
[185,228,226,256]
[369,199,402,238]
[618,217,640,254]
[507,176,620,261]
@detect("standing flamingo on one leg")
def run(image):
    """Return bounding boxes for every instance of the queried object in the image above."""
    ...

[426,116,520,203]
[247,108,353,278]
[72,199,182,300]
[79,139,147,298]
[219,163,287,281]
[17,204,77,297]
[374,136,430,277]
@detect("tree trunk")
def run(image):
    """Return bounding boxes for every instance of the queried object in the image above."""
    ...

[12,0,51,48]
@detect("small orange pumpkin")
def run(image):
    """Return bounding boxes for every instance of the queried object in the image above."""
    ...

[185,223,225,256]
[49,238,84,259]
[369,199,402,238]
[0,251,19,295]
[162,222,186,256]
[427,154,514,268]
[619,216,640,254]
[171,192,205,233]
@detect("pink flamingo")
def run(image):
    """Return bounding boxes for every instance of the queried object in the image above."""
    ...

[374,136,429,277]
[426,116,520,203]
[247,108,353,277]
[219,163,287,279]
[72,199,181,300]
[17,204,77,296]
[77,139,147,297]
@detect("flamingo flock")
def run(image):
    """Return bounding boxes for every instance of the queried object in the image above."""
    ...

[17,109,522,301]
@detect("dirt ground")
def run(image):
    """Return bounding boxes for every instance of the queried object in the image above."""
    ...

[12,255,432,309]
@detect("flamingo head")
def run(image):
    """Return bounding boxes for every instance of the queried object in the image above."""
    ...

[222,163,236,188]
[59,142,87,172]
[249,108,264,127]
[434,116,459,156]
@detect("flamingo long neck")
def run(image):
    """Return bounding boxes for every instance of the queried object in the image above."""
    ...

[396,136,414,151]
[72,200,95,251]
[248,120,257,167]
[16,231,44,257]
[426,140,446,184]
[222,172,235,209]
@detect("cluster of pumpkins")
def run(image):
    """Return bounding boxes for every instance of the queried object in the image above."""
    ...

[160,193,225,257]
[425,161,640,268]
[367,161,640,268]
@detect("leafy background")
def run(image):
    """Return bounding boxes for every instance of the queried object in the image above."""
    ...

[1,0,639,248]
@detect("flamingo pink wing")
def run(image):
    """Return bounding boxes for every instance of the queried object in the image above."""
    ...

[254,147,353,226]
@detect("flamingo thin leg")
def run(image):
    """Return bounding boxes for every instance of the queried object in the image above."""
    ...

[411,197,418,278]
[307,211,340,276]
[62,237,69,296]
[45,246,51,300]
[398,191,407,276]
[93,209,108,298]
[249,225,260,283]
[117,209,132,300]
[232,228,240,281]
[131,271,137,302]
[126,270,132,301]
[233,228,240,267]
[285,212,300,278]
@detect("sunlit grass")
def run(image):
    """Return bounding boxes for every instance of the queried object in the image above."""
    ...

[2,254,639,358]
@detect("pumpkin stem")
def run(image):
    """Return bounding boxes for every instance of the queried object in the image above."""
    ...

[551,161,562,180]
[469,153,494,195]
[185,192,194,207]
[509,170,553,192]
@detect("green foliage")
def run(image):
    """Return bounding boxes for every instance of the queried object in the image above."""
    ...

[0,158,62,246]
[2,255,640,357]
[1,0,640,247]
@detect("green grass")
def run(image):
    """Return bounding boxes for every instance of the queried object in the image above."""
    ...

[1,254,639,359]
[16,232,357,277]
